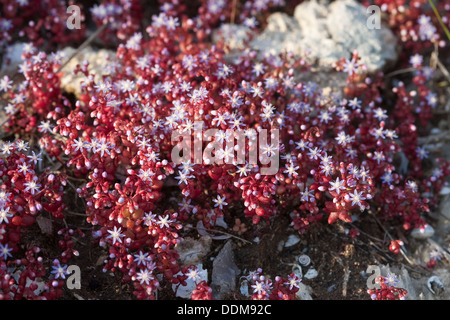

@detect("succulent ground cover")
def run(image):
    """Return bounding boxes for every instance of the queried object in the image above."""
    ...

[0,0,449,300]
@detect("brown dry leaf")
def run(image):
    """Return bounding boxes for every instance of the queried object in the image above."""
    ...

[36,216,53,235]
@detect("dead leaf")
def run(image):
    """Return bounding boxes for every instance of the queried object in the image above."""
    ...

[36,216,53,235]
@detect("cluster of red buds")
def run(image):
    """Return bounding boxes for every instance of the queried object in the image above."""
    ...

[191,280,213,300]
[389,240,404,254]
[0,139,80,299]
[2,43,69,135]
[0,246,66,300]
[367,274,408,300]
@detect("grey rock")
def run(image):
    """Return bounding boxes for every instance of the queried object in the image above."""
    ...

[0,43,26,76]
[410,224,435,240]
[304,267,318,279]
[210,240,240,299]
[439,186,450,196]
[325,0,398,72]
[284,234,300,247]
[267,12,300,33]
[239,278,250,297]
[197,220,231,240]
[296,282,314,300]
[439,194,450,220]
[36,216,53,235]
[427,276,445,296]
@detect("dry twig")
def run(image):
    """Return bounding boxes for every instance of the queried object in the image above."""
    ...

[370,214,415,266]
[183,224,253,245]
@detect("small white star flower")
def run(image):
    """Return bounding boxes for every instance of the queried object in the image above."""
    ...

[24,178,41,195]
[18,162,32,175]
[0,243,12,261]
[329,177,346,195]
[94,138,112,157]
[384,273,399,287]
[175,171,193,185]
[138,168,155,182]
[342,57,359,76]
[72,138,85,152]
[156,215,173,229]
[348,189,366,209]
[51,263,69,279]
[284,162,299,178]
[38,120,53,134]
[136,269,154,285]
[213,195,228,210]
[0,76,12,92]
[0,206,13,224]
[107,226,125,245]
[236,163,251,177]
[284,274,301,290]
[27,151,42,165]
[133,251,151,266]
[186,267,200,282]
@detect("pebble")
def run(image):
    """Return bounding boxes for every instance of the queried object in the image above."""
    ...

[304,267,318,279]
[410,224,435,240]
[296,283,313,300]
[427,276,444,296]
[284,234,300,247]
[439,186,450,196]
[240,279,249,297]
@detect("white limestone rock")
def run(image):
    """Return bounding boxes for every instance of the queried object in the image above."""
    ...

[59,46,116,97]
[249,0,399,72]
[324,0,398,72]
